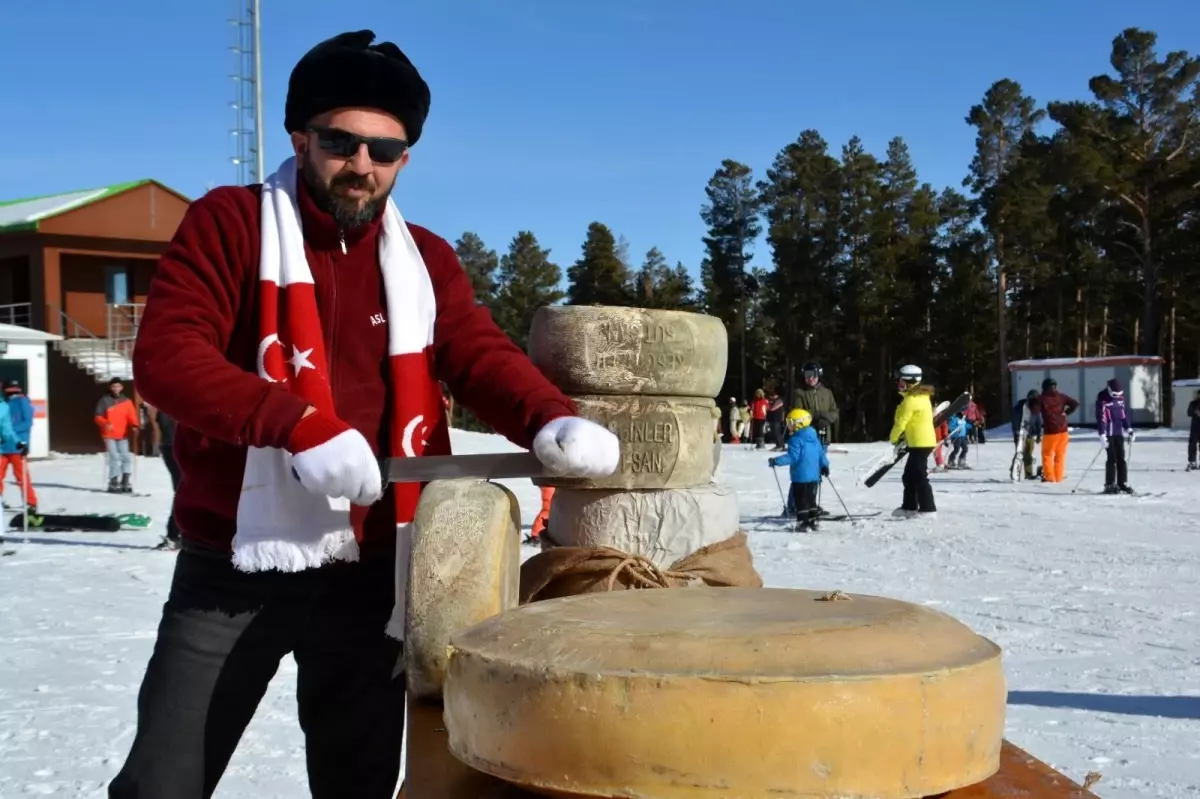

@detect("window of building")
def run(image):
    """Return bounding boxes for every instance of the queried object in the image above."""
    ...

[105,266,129,304]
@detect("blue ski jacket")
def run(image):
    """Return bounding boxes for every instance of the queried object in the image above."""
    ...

[2,394,33,454]
[948,414,969,440]
[0,401,19,453]
[770,425,829,484]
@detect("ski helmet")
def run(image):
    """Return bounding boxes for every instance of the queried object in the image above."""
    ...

[786,408,812,430]
[802,361,823,378]
[896,364,922,383]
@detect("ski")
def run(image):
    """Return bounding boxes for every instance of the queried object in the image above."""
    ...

[821,511,883,521]
[864,391,972,488]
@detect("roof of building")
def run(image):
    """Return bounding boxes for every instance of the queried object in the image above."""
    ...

[0,180,188,234]
[0,323,62,343]
[1008,355,1165,370]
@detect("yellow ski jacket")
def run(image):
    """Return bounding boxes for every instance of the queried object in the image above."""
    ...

[888,385,937,448]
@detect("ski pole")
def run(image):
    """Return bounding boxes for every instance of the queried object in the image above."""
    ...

[823,474,855,520]
[771,464,787,513]
[1070,445,1106,494]
[19,452,27,538]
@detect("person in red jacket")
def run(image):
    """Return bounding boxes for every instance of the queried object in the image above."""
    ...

[1037,377,1080,482]
[750,388,769,449]
[111,30,620,799]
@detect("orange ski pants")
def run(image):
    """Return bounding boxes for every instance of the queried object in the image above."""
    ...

[530,486,554,539]
[0,453,37,507]
[1041,432,1069,482]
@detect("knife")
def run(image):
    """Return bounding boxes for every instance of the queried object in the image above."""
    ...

[380,451,553,483]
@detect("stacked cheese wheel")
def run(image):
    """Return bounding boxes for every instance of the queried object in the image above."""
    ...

[527,306,747,578]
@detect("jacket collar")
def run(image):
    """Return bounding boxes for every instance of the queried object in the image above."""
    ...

[297,172,385,252]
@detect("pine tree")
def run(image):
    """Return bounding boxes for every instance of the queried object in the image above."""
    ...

[632,248,696,309]
[567,222,634,306]
[454,232,500,306]
[700,159,762,400]
[492,231,564,353]
[965,78,1046,417]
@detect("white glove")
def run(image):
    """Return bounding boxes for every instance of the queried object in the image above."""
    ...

[1127,430,1136,442]
[288,411,383,505]
[1099,434,1108,449]
[533,416,620,478]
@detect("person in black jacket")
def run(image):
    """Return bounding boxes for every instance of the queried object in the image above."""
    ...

[1188,390,1200,470]
[148,404,182,549]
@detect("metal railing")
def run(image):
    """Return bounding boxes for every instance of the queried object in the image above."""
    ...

[51,307,135,383]
[106,302,143,346]
[0,302,31,327]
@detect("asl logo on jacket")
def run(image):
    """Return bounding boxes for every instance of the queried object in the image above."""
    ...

[369,312,387,326]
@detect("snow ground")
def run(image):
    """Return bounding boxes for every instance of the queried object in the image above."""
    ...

[0,428,1196,798]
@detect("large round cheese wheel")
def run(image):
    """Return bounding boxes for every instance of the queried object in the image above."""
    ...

[404,479,521,700]
[443,588,1006,799]
[528,305,728,397]
[544,484,739,567]
[533,395,717,490]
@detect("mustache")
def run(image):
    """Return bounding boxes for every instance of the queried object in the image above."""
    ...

[330,172,374,193]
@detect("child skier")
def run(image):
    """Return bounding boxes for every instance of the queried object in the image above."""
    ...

[947,411,970,468]
[1096,378,1134,493]
[769,408,830,531]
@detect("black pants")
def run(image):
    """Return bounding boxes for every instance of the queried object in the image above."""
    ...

[108,545,405,799]
[751,419,766,447]
[790,481,820,523]
[1105,438,1128,487]
[901,448,936,512]
[949,438,968,465]
[770,415,785,448]
[1189,428,1199,463]
[160,444,182,541]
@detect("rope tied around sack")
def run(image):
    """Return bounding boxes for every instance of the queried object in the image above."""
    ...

[603,554,699,592]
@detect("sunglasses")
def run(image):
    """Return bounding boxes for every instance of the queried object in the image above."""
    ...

[307,126,409,164]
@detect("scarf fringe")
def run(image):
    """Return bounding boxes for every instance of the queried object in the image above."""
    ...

[230,531,360,573]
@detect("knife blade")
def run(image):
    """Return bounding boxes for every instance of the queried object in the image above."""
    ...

[381,451,552,483]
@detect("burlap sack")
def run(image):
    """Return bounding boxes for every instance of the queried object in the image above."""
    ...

[519,530,762,604]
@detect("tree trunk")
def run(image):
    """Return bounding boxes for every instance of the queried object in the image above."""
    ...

[1024,299,1032,359]
[1082,293,1089,358]
[996,234,1008,420]
[1134,318,1140,355]
[1137,184,1159,356]
[1101,302,1109,357]
[1167,280,1176,422]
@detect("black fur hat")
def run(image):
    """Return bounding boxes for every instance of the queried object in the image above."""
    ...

[284,30,431,145]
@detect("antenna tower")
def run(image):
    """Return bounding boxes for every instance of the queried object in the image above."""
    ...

[229,0,265,184]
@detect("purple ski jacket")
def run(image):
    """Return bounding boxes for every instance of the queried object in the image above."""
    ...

[1095,389,1131,438]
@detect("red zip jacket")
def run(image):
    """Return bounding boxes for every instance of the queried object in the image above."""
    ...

[132,179,576,555]
[1038,389,1079,435]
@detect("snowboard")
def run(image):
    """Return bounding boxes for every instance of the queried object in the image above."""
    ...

[1009,429,1027,481]
[8,511,153,532]
[864,391,972,488]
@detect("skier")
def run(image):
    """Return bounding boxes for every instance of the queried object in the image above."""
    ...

[114,30,620,799]
[1037,377,1079,483]
[791,361,839,445]
[1010,389,1043,480]
[931,416,949,473]
[767,390,786,450]
[888,364,937,517]
[750,389,769,449]
[768,408,830,532]
[1096,378,1134,494]
[1,379,36,511]
[94,377,140,493]
[726,397,740,443]
[1187,389,1200,471]
[947,411,970,469]
[146,404,182,550]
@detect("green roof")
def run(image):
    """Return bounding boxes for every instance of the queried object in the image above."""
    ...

[0,180,159,234]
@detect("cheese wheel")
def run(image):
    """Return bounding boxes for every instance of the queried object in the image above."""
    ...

[544,484,739,567]
[444,588,1006,799]
[534,395,717,490]
[402,698,529,799]
[404,479,521,700]
[528,305,728,397]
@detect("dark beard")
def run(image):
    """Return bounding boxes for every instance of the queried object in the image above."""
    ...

[301,161,392,230]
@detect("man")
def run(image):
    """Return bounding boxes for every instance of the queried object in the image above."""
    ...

[94,377,139,493]
[1010,389,1043,480]
[145,403,182,549]
[1096,378,1134,494]
[113,30,619,799]
[1187,389,1200,470]
[766,390,786,451]
[888,364,937,517]
[1037,377,1079,483]
[791,361,839,445]
[0,379,35,511]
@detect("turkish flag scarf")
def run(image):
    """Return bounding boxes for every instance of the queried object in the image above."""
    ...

[234,156,450,635]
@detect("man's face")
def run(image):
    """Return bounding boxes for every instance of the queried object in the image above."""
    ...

[110,382,122,395]
[291,107,411,229]
[804,373,819,387]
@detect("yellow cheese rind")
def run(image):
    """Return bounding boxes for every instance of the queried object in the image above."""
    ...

[533,395,718,490]
[528,305,728,397]
[404,479,521,700]
[403,698,528,799]
[443,588,1006,799]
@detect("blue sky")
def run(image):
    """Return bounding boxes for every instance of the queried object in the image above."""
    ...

[2,0,1197,283]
